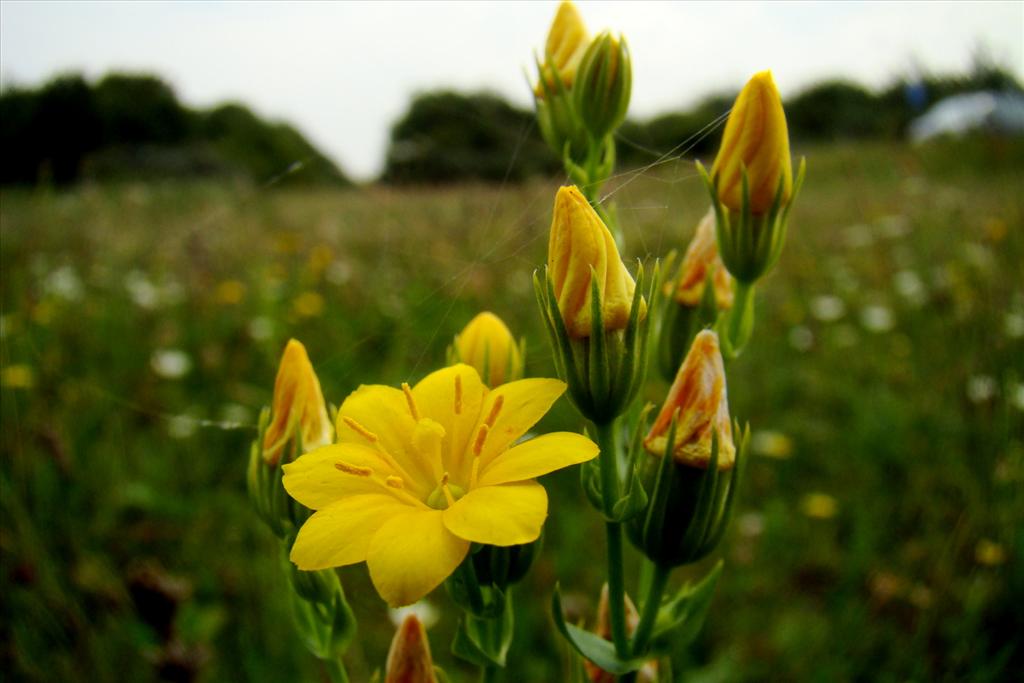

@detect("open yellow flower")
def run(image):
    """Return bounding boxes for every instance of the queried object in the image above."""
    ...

[283,363,599,607]
[644,330,735,469]
[548,185,645,338]
[669,209,734,309]
[262,339,333,466]
[711,70,792,214]
[452,311,522,386]
[536,0,590,96]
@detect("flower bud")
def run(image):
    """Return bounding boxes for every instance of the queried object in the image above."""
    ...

[584,585,657,683]
[645,330,734,468]
[711,70,792,215]
[573,31,632,142]
[385,615,438,683]
[262,339,333,466]
[451,312,523,386]
[548,185,645,338]
[535,1,590,97]
[669,209,734,310]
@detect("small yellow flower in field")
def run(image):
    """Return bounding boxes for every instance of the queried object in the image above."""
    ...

[215,280,246,305]
[1,364,35,389]
[453,312,523,386]
[308,244,334,277]
[283,364,598,606]
[801,492,838,519]
[293,291,325,318]
[751,429,794,459]
[263,339,333,466]
[536,1,589,96]
[975,539,1006,566]
[585,585,657,683]
[548,186,645,338]
[711,70,792,214]
[645,330,735,469]
[670,209,734,309]
[384,614,438,683]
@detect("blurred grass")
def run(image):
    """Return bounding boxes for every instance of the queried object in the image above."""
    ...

[1,138,1022,682]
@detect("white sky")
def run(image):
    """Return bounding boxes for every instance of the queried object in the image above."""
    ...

[2,1,1022,180]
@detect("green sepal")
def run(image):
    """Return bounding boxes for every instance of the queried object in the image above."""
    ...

[609,404,654,522]
[580,456,604,511]
[451,590,514,668]
[647,560,723,655]
[283,553,356,660]
[550,584,650,675]
[433,667,452,683]
[446,549,507,619]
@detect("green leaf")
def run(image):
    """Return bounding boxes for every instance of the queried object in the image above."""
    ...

[580,457,604,512]
[649,560,723,654]
[551,585,649,675]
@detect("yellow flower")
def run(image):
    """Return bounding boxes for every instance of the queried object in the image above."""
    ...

[548,185,645,338]
[644,330,735,469]
[669,209,734,309]
[293,291,325,318]
[385,614,438,683]
[711,70,792,214]
[536,1,590,96]
[262,339,333,466]
[1,364,35,389]
[453,311,523,386]
[283,364,599,607]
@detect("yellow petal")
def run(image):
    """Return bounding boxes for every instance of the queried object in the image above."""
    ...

[474,378,566,468]
[290,493,410,570]
[283,443,398,509]
[367,509,470,607]
[443,481,547,546]
[413,364,487,481]
[336,384,434,498]
[478,432,599,486]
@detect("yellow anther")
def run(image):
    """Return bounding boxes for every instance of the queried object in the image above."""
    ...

[472,423,490,457]
[454,374,463,415]
[483,395,504,428]
[385,475,405,489]
[402,382,420,421]
[335,461,372,477]
[342,416,379,442]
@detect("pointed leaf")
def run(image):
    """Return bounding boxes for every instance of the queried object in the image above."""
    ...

[551,585,649,675]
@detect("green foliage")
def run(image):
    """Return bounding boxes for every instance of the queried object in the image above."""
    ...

[0,72,349,186]
[382,91,558,184]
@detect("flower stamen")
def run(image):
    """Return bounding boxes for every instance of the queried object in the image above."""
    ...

[440,472,456,507]
[483,395,504,428]
[402,382,421,421]
[335,461,373,477]
[341,416,379,443]
[454,375,463,415]
[386,475,405,490]
[472,423,490,457]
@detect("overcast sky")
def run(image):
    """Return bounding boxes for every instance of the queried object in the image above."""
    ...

[2,1,1022,179]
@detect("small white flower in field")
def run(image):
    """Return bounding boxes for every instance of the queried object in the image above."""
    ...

[966,375,997,404]
[388,601,439,629]
[893,270,927,308]
[876,214,911,240]
[737,512,765,538]
[151,349,192,379]
[326,260,353,285]
[810,295,845,322]
[963,243,994,273]
[751,430,793,459]
[842,223,874,249]
[860,305,894,333]
[125,269,159,309]
[45,265,84,301]
[219,403,251,427]
[788,325,813,352]
[1004,312,1024,339]
[248,317,274,341]
[167,413,198,439]
[801,492,837,519]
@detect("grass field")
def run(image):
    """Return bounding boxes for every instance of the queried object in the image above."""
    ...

[2,138,1022,682]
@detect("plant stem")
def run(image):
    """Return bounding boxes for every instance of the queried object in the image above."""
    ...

[480,665,500,683]
[324,659,349,683]
[594,419,630,659]
[629,562,671,657]
[727,280,755,354]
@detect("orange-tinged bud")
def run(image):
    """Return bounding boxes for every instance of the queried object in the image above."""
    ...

[711,70,792,214]
[548,185,645,338]
[536,1,590,96]
[385,615,438,683]
[585,585,657,683]
[453,312,523,386]
[262,339,332,466]
[670,209,734,309]
[645,330,735,469]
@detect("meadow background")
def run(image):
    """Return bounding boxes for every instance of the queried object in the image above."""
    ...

[2,9,1023,679]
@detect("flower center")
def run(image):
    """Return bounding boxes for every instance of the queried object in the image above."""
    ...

[425,472,465,510]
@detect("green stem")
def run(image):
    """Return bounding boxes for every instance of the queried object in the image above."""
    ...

[480,665,500,683]
[324,658,349,683]
[726,280,755,355]
[594,419,630,659]
[629,562,671,657]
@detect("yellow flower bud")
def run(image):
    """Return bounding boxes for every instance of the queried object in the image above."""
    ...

[548,186,645,338]
[536,1,590,96]
[644,330,735,469]
[385,614,438,683]
[669,209,734,309]
[262,339,333,466]
[711,70,792,215]
[585,585,658,683]
[452,311,523,386]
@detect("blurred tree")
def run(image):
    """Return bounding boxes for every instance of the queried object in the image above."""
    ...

[786,80,889,141]
[382,91,558,184]
[93,73,188,146]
